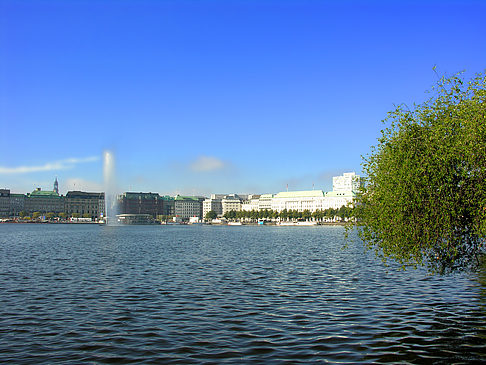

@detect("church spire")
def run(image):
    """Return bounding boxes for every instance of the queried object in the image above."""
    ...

[54,177,59,195]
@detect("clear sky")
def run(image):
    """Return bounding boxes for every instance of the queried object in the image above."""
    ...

[1,0,485,196]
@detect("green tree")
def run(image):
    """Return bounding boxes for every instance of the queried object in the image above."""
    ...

[354,72,486,273]
[82,213,92,219]
[32,212,41,219]
[19,211,27,218]
[313,209,323,222]
[205,210,217,221]
[46,212,55,220]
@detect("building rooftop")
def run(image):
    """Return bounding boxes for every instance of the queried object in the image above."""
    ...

[121,192,162,200]
[259,194,274,199]
[274,190,325,199]
[29,189,61,198]
[66,191,104,199]
[325,191,356,198]
[174,195,199,201]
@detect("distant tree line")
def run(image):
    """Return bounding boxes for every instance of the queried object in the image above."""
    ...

[205,206,354,222]
[17,211,91,220]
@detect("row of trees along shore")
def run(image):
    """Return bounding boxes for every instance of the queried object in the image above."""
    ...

[206,206,354,222]
[16,211,93,220]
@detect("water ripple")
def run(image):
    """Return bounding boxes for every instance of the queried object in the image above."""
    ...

[0,224,484,363]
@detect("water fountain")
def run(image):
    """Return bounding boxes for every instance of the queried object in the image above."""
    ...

[103,150,119,225]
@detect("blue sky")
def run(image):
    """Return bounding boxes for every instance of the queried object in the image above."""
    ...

[1,0,485,195]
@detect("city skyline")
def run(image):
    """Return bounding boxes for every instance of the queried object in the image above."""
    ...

[0,171,360,220]
[0,170,360,197]
[2,0,485,195]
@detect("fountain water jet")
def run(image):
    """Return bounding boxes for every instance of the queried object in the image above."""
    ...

[103,150,119,225]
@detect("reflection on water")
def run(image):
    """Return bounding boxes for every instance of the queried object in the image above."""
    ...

[0,224,484,363]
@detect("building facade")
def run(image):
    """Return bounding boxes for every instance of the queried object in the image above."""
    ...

[174,195,203,219]
[65,191,105,220]
[240,172,360,214]
[221,194,242,215]
[258,194,274,210]
[271,190,326,212]
[333,172,360,192]
[203,197,223,218]
[160,195,175,216]
[0,189,10,217]
[241,195,260,211]
[9,193,25,217]
[24,188,64,214]
[118,192,167,218]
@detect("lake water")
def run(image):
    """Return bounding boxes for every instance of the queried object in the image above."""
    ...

[0,224,484,364]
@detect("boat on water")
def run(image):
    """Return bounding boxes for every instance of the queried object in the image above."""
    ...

[277,221,317,226]
[227,222,243,226]
[116,214,158,225]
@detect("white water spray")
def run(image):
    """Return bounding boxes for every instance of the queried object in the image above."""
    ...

[103,150,119,225]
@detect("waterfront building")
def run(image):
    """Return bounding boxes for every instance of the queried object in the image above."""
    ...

[174,195,203,219]
[241,195,260,211]
[9,193,25,217]
[221,194,242,215]
[24,188,64,214]
[0,189,9,217]
[118,192,166,218]
[333,172,361,192]
[203,196,223,218]
[319,190,356,210]
[251,172,361,214]
[271,190,325,212]
[65,191,105,220]
[258,194,274,210]
[160,195,175,216]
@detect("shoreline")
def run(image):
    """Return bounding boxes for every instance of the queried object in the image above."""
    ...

[1,220,347,226]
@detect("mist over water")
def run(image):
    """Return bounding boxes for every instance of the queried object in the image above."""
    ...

[103,150,119,225]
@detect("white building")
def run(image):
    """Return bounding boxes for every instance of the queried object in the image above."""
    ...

[271,190,325,212]
[203,197,222,218]
[333,172,360,193]
[204,194,245,217]
[242,197,259,211]
[221,194,242,215]
[258,194,274,210]
[249,172,360,213]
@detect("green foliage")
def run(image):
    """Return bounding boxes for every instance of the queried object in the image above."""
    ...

[205,210,217,220]
[32,212,41,219]
[221,207,353,222]
[82,213,92,219]
[354,72,486,273]
[223,210,237,220]
[157,215,173,222]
